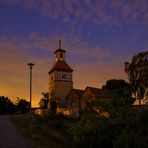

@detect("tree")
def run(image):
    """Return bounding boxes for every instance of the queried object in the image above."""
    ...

[124,51,148,103]
[0,96,16,114]
[102,79,133,106]
[16,98,30,114]
[69,99,148,148]
[39,92,49,108]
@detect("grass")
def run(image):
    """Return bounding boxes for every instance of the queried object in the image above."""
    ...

[10,115,78,148]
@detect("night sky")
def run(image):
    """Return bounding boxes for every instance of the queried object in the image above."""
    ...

[0,0,148,107]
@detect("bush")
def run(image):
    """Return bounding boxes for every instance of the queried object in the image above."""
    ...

[69,105,148,148]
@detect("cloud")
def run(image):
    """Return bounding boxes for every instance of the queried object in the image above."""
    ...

[1,0,148,25]
[0,0,18,4]
[24,32,110,61]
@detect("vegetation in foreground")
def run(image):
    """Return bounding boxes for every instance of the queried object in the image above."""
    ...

[0,96,30,115]
[69,101,148,148]
[10,102,148,148]
[10,114,78,148]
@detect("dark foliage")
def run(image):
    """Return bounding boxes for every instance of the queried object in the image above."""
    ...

[69,99,148,148]
[124,51,148,98]
[102,79,134,106]
[102,79,132,98]
[39,92,49,109]
[16,98,30,114]
[0,96,16,114]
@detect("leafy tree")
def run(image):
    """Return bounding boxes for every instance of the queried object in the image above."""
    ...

[0,96,16,114]
[16,98,30,114]
[102,79,133,106]
[39,92,49,109]
[124,51,148,101]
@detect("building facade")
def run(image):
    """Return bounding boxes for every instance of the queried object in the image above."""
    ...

[66,89,83,117]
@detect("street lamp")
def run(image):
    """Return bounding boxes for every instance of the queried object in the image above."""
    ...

[28,63,34,111]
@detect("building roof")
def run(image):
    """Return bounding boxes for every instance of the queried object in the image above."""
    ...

[66,89,84,100]
[85,87,113,99]
[72,89,84,97]
[49,60,73,74]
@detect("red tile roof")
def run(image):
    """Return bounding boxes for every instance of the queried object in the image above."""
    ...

[49,60,73,74]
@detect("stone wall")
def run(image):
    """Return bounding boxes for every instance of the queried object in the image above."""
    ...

[67,92,80,117]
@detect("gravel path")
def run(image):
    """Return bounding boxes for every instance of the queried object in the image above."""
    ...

[0,116,33,148]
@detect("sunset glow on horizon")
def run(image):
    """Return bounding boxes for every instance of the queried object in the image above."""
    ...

[0,0,147,107]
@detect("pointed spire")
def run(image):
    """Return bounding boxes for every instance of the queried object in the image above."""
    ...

[59,39,61,49]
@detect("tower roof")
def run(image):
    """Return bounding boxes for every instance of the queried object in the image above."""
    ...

[49,60,73,74]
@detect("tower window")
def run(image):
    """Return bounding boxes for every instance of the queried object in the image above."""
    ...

[67,73,72,79]
[62,73,66,79]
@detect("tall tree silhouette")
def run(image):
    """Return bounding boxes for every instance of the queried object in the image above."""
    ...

[102,79,133,105]
[39,92,49,109]
[16,98,30,114]
[124,51,148,104]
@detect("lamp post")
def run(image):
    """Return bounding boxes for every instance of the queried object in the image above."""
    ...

[28,63,34,111]
[28,63,34,132]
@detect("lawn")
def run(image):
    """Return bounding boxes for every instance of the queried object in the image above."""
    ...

[10,115,78,148]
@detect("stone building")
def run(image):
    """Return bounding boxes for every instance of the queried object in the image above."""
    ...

[48,40,73,113]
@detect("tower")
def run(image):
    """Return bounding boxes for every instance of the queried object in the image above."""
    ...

[48,40,73,113]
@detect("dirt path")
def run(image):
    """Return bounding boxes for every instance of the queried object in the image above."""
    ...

[0,116,33,148]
